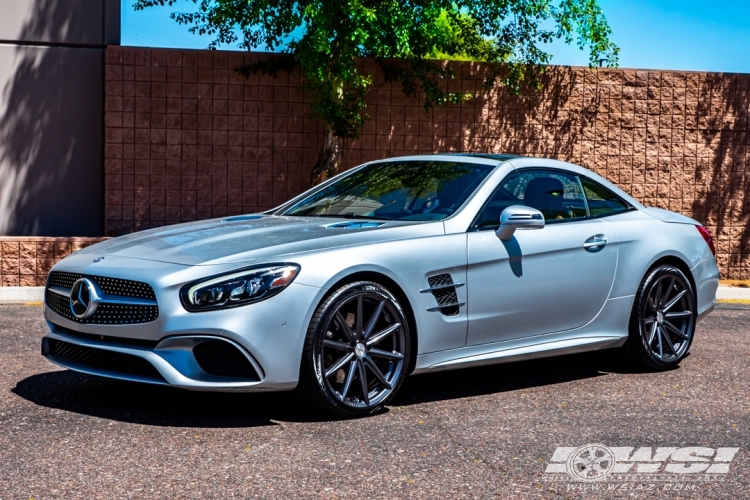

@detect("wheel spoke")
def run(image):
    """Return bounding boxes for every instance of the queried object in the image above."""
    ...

[663,290,687,312]
[363,299,386,340]
[335,311,356,343]
[647,321,658,345]
[666,310,692,319]
[663,319,690,340]
[654,280,663,308]
[322,339,353,352]
[366,323,401,346]
[656,326,664,359]
[325,352,354,379]
[357,359,370,406]
[661,276,676,306]
[644,316,656,325]
[369,348,404,361]
[356,295,364,338]
[660,325,677,355]
[648,295,658,312]
[339,359,358,400]
[364,356,392,390]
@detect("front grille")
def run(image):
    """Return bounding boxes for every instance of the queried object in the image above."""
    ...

[48,272,156,300]
[46,290,77,321]
[428,274,460,316]
[95,276,156,300]
[48,271,81,289]
[45,272,158,325]
[46,338,163,381]
[193,340,260,380]
[45,290,159,324]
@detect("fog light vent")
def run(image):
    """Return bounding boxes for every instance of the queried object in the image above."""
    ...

[193,340,260,380]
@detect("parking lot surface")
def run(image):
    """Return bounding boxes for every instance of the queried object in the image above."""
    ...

[0,303,748,499]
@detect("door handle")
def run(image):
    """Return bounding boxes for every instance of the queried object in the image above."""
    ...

[584,234,607,252]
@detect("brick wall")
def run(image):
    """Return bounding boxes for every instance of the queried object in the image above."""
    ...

[0,237,106,286]
[103,46,750,279]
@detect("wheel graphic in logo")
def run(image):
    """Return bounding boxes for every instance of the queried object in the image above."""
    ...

[566,444,616,481]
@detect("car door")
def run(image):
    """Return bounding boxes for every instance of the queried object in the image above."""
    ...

[466,169,618,346]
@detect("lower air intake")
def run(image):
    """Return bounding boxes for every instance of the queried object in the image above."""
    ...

[193,340,260,380]
[46,339,163,381]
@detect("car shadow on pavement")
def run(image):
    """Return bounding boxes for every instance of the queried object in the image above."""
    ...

[12,370,320,428]
[391,348,662,406]
[12,348,655,427]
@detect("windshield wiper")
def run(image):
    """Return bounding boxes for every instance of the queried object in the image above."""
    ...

[307,213,394,221]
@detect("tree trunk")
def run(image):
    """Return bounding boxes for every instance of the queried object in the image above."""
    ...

[310,126,343,186]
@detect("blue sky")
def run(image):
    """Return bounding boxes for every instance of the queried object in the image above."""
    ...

[122,0,750,73]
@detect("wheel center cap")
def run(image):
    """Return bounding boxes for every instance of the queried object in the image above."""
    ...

[656,311,665,324]
[354,342,366,358]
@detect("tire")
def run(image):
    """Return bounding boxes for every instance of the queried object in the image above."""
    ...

[298,281,411,417]
[623,265,696,370]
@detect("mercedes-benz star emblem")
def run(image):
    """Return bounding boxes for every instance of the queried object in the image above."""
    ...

[69,278,100,319]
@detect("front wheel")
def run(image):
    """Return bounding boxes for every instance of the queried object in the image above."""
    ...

[298,281,410,417]
[624,265,696,370]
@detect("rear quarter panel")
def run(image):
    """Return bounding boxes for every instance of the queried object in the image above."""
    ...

[603,210,718,316]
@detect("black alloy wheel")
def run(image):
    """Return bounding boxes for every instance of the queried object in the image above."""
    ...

[299,281,410,417]
[625,265,696,370]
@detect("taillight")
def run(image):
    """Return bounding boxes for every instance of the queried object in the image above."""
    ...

[696,225,716,257]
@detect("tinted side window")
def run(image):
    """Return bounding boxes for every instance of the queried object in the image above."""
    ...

[473,170,587,228]
[580,177,630,217]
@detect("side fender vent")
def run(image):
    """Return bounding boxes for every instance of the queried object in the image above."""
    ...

[422,274,465,316]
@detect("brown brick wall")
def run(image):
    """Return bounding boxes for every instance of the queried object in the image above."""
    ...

[0,237,106,286]
[103,46,750,279]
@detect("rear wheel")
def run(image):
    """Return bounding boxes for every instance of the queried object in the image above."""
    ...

[624,265,696,370]
[298,281,410,417]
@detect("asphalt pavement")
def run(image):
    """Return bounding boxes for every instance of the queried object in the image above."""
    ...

[0,303,748,499]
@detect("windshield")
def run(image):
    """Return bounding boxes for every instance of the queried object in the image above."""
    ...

[281,161,494,221]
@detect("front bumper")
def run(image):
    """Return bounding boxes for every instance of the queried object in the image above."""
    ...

[42,329,270,391]
[42,274,325,392]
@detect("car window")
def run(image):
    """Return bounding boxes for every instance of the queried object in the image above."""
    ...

[580,177,630,217]
[473,169,587,228]
[282,161,494,221]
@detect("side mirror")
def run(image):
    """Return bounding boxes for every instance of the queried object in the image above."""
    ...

[495,205,545,241]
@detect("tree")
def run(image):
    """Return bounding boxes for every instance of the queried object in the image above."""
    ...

[134,0,619,185]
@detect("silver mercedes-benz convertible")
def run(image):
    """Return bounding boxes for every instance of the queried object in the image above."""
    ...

[41,154,719,417]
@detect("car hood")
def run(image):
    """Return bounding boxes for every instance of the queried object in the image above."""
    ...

[643,207,700,225]
[77,215,441,266]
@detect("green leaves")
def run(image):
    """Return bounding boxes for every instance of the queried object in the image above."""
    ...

[134,0,618,170]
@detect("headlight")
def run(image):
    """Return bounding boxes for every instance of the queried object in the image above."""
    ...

[180,264,300,312]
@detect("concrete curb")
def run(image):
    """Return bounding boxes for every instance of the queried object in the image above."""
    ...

[716,286,750,300]
[1,285,748,304]
[0,287,44,303]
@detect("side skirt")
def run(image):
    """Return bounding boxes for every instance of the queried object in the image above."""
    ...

[412,295,633,374]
